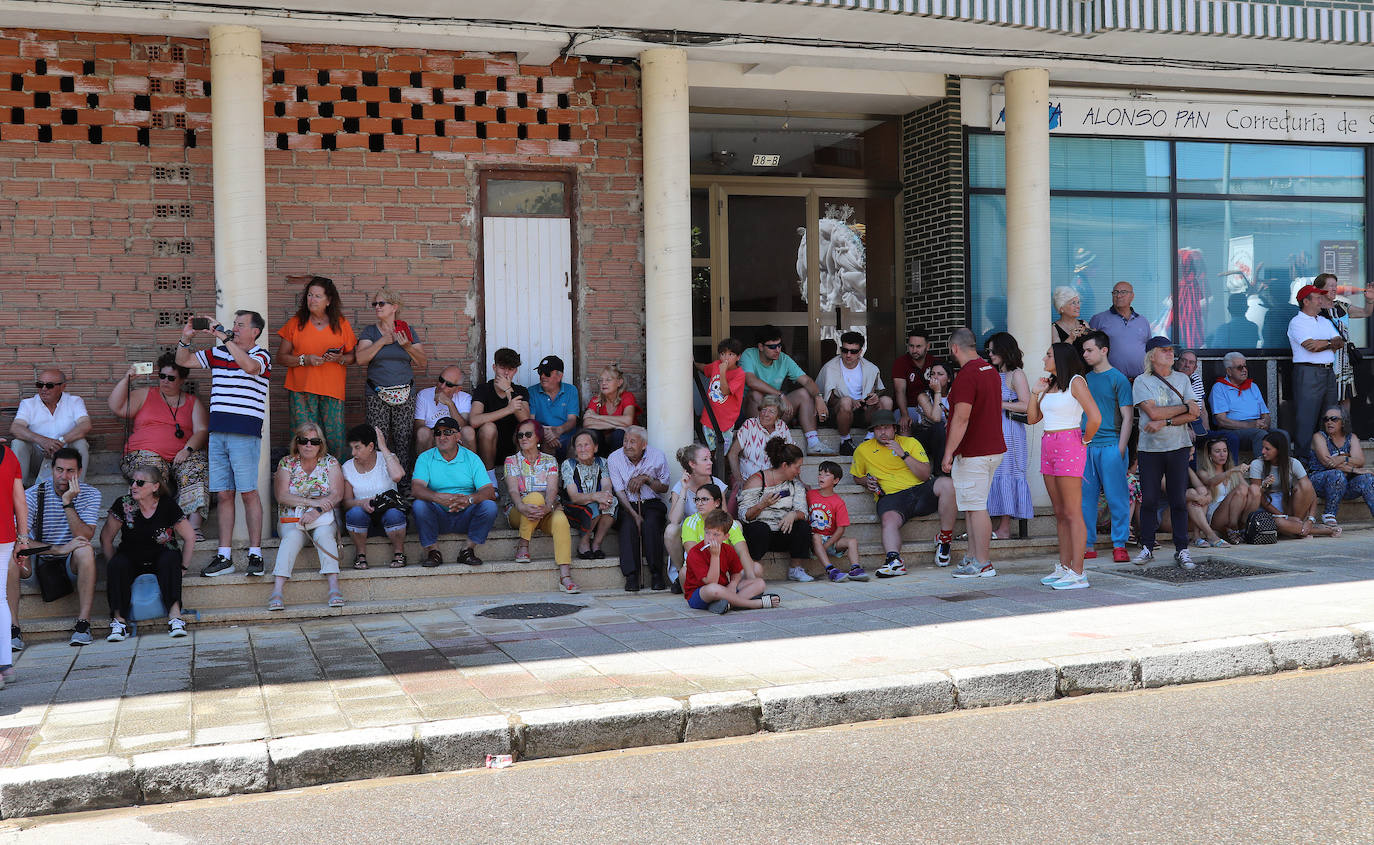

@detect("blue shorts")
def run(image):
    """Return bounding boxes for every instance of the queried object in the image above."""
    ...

[208,432,261,493]
[686,588,710,610]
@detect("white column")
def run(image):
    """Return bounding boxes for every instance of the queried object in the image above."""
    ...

[1003,67,1052,507]
[640,47,693,472]
[210,25,270,540]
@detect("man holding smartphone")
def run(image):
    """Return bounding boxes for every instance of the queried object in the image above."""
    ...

[177,311,271,577]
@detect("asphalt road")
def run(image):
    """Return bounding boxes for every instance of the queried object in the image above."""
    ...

[5,664,1374,845]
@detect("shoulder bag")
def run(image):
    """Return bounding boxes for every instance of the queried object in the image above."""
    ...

[32,482,74,603]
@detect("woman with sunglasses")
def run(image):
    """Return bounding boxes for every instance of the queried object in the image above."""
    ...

[276,275,357,458]
[270,423,345,611]
[108,353,209,540]
[1307,406,1374,526]
[504,419,578,593]
[100,464,195,640]
[354,287,426,472]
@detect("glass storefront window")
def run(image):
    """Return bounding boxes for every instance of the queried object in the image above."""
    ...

[1177,199,1366,348]
[968,133,1006,189]
[969,134,1171,192]
[1176,142,1364,197]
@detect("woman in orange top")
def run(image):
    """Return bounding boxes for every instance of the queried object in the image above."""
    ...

[276,276,357,458]
[582,364,638,457]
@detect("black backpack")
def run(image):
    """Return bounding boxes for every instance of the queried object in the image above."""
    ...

[1242,509,1277,545]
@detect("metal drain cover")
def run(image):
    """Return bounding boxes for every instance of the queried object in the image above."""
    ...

[1115,561,1288,583]
[478,602,585,620]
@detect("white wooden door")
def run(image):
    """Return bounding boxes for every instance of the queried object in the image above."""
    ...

[482,217,573,385]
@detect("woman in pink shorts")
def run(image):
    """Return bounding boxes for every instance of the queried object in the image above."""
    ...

[1028,343,1101,590]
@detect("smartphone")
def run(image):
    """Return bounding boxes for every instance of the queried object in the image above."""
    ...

[775,489,791,499]
[191,317,210,330]
[131,361,154,376]
[326,347,342,355]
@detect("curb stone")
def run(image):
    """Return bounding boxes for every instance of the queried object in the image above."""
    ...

[1137,635,1275,688]
[3,623,1373,819]
[757,672,954,732]
[268,725,417,791]
[133,742,270,804]
[950,660,1058,708]
[520,697,684,760]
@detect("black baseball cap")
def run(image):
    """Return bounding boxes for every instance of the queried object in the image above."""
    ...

[432,416,461,433]
[536,355,564,375]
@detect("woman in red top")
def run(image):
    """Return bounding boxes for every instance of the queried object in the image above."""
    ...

[108,353,209,538]
[0,442,29,681]
[582,364,638,457]
[276,275,357,459]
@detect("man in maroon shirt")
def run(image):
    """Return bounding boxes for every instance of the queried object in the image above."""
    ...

[893,328,944,436]
[941,327,1007,578]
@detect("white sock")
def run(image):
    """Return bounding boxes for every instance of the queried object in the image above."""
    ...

[249,546,262,557]
[217,547,231,558]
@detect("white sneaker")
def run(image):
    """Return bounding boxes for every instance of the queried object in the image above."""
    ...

[106,619,129,643]
[952,560,997,578]
[787,566,815,583]
[1132,547,1154,566]
[1174,549,1196,570]
[806,439,837,456]
[1040,564,1070,585]
[1050,572,1090,590]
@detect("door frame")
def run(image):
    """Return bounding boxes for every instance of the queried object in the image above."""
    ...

[691,174,902,369]
[476,166,578,386]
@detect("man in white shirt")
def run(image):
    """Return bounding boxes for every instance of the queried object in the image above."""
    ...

[9,368,91,486]
[414,366,476,455]
[816,331,892,456]
[1288,284,1343,457]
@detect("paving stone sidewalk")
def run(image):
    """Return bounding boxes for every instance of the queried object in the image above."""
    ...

[3,533,1373,769]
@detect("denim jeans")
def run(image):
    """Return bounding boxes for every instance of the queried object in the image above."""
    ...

[412,498,497,547]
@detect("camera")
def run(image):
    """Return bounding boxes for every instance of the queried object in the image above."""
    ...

[191,317,210,330]
[131,362,154,376]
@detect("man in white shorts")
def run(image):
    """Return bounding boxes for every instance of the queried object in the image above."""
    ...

[941,327,1007,578]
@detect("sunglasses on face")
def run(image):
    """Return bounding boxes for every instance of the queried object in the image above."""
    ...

[296,437,323,446]
[1324,416,1343,422]
[763,342,783,350]
[516,430,536,439]
[131,479,151,487]
[159,373,180,381]
[372,301,389,308]
[841,347,862,355]
[35,381,63,389]
[439,378,460,388]
[693,496,713,503]
[434,428,458,437]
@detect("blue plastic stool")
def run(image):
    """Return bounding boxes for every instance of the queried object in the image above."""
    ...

[126,573,199,636]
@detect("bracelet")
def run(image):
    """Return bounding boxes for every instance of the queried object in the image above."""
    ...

[298,354,305,367]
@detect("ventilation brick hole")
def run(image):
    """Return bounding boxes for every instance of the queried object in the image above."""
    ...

[155,274,194,292]
[151,166,191,182]
[169,46,186,63]
[172,79,187,96]
[150,78,162,94]
[145,45,162,62]
[155,203,174,218]
[177,204,193,219]
[157,309,193,327]
[175,240,194,255]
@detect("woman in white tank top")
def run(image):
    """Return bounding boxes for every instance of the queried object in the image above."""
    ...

[1027,342,1101,591]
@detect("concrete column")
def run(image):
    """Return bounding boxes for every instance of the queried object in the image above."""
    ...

[1003,67,1052,507]
[210,25,270,540]
[640,47,693,473]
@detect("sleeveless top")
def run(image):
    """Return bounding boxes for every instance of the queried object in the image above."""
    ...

[126,389,194,461]
[1306,430,1352,475]
[1040,374,1086,431]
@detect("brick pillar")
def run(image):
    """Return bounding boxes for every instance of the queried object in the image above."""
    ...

[902,76,965,349]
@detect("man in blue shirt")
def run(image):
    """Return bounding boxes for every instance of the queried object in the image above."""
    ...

[528,355,580,461]
[1079,331,1133,563]
[1208,351,1273,459]
[1088,282,1152,380]
[411,417,498,568]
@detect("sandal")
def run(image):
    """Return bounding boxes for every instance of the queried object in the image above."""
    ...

[389,552,407,568]
[327,590,345,608]
[757,593,782,609]
[514,540,531,564]
[353,553,368,570]
[1226,529,1243,546]
[267,593,284,612]
[1322,514,1339,527]
[559,575,581,595]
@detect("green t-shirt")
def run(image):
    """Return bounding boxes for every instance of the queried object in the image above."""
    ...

[681,513,746,546]
[740,347,805,393]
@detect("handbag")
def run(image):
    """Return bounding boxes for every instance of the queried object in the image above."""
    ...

[370,381,413,406]
[31,484,74,602]
[370,488,412,515]
[1242,509,1277,545]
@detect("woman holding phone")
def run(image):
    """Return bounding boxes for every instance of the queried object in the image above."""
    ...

[736,439,812,583]
[276,275,357,459]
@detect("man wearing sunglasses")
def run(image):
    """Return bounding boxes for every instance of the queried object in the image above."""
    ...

[411,416,498,567]
[1208,352,1274,459]
[177,311,271,578]
[816,330,892,456]
[738,325,834,456]
[414,366,476,455]
[9,368,91,487]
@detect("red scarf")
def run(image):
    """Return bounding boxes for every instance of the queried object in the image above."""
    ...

[1216,376,1253,395]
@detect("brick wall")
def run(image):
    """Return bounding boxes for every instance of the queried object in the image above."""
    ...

[0,28,645,455]
[901,76,965,349]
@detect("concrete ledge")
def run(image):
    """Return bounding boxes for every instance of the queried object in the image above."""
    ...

[1137,636,1275,688]
[268,725,417,790]
[417,715,515,773]
[685,691,760,743]
[1050,653,1138,696]
[1260,628,1362,671]
[951,660,1058,708]
[1348,622,1374,659]
[520,697,684,760]
[758,672,954,733]
[0,756,140,819]
[133,742,270,804]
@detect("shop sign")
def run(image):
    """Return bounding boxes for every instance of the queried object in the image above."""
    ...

[989,94,1374,143]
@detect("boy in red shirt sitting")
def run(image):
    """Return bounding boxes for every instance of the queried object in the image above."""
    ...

[807,460,869,583]
[696,338,745,452]
[683,509,779,613]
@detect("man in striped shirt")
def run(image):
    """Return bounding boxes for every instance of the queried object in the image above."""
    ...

[176,311,271,577]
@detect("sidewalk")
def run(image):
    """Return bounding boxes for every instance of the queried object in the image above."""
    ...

[1,532,1372,814]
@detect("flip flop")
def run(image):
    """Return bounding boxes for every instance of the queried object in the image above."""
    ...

[389,552,407,568]
[327,591,345,608]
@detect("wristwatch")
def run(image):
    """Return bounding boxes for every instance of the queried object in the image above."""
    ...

[63,502,76,510]
[298,354,306,367]
[899,452,910,460]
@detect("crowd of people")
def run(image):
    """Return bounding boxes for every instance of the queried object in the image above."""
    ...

[0,273,1369,659]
